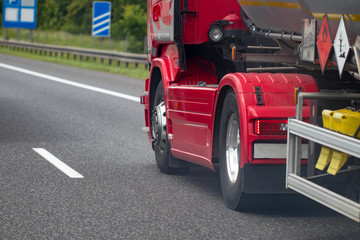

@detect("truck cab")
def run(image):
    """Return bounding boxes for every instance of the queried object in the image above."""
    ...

[141,0,360,212]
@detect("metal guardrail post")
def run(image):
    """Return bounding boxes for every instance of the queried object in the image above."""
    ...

[0,39,148,68]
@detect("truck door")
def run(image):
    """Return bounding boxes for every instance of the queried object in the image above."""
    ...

[152,0,175,42]
[147,0,185,69]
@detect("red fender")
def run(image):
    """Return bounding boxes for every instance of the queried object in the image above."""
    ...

[215,73,318,167]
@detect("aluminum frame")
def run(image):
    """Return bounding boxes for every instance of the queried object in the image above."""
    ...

[286,92,360,222]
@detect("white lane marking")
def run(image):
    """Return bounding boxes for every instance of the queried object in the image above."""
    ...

[33,148,84,178]
[0,63,140,103]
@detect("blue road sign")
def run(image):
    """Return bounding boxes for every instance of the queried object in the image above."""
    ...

[92,1,111,37]
[2,0,37,29]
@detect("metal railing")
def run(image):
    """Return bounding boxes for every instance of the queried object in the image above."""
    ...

[286,92,360,222]
[0,39,148,69]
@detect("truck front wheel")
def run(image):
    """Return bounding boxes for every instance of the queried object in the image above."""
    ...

[219,90,251,210]
[152,82,172,173]
[152,81,189,174]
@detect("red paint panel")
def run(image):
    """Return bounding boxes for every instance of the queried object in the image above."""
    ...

[167,85,218,167]
[167,86,217,113]
[182,0,246,44]
[218,73,318,166]
[220,73,318,94]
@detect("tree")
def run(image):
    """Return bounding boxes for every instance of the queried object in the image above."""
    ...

[59,0,146,36]
[112,4,147,52]
[61,0,92,34]
[0,0,148,52]
[0,0,3,26]
[112,4,146,39]
[37,0,72,30]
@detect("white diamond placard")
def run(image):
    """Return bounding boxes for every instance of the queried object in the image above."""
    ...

[354,36,360,75]
[334,16,350,78]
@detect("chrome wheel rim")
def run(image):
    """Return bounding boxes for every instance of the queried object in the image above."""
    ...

[226,113,240,184]
[151,102,167,150]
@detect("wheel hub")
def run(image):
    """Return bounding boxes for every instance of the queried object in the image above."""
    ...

[226,113,240,184]
[151,102,167,146]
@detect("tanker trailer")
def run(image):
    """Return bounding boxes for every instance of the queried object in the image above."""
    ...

[238,0,360,222]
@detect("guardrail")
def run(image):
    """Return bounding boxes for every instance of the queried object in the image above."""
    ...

[0,39,148,69]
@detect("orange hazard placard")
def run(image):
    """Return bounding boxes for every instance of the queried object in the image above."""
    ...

[316,15,333,75]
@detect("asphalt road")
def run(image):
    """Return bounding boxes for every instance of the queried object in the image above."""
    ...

[0,54,359,239]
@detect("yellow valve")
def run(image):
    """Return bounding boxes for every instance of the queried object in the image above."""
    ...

[327,108,349,131]
[327,109,360,175]
[315,146,333,171]
[316,108,360,174]
[321,109,332,128]
[315,109,335,171]
[333,110,360,137]
[326,112,349,174]
[327,150,349,175]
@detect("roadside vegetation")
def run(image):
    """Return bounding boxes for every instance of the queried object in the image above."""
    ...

[0,0,146,52]
[0,28,140,53]
[0,0,148,79]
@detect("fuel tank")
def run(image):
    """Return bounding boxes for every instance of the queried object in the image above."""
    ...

[238,0,360,42]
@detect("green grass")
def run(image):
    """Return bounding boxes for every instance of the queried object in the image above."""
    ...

[0,46,149,80]
[0,28,146,53]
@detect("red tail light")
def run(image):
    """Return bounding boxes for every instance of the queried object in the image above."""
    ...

[254,120,288,135]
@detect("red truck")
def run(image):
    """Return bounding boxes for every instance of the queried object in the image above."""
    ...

[141,0,360,218]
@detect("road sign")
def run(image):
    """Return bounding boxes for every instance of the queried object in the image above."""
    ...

[92,1,111,37]
[316,15,332,75]
[2,0,37,29]
[334,16,350,78]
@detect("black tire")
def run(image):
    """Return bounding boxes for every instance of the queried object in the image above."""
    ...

[152,82,189,174]
[219,90,251,210]
[153,82,171,173]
